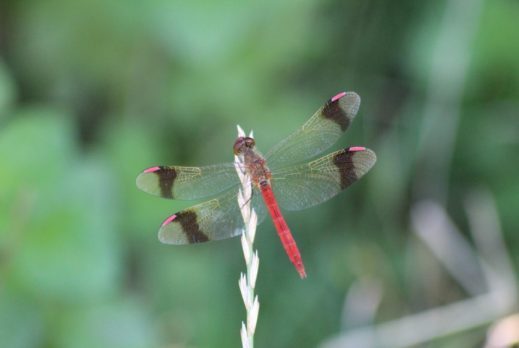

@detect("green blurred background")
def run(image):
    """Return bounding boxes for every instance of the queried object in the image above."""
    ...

[1,0,518,347]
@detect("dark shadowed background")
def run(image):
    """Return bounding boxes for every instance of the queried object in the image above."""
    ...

[1,0,518,347]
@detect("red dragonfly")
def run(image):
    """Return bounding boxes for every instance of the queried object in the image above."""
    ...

[136,91,376,278]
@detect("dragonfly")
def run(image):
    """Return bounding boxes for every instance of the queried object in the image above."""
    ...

[136,91,376,278]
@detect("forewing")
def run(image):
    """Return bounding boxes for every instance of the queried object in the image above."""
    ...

[136,163,238,200]
[266,92,361,168]
[158,187,267,244]
[270,147,376,211]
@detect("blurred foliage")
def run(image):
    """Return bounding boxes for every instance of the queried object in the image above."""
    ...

[0,0,518,347]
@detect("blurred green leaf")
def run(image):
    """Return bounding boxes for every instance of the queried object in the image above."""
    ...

[54,298,158,348]
[0,108,75,189]
[0,112,120,302]
[12,157,121,302]
[0,290,43,348]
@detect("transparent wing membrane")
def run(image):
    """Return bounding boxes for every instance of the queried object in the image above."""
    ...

[266,92,361,169]
[136,163,239,200]
[158,187,267,244]
[271,147,376,211]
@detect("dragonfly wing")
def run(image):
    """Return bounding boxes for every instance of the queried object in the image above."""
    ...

[270,147,376,211]
[159,186,267,244]
[136,163,239,200]
[266,92,361,168]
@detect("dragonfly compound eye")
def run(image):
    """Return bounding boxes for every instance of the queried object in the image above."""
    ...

[233,137,246,155]
[244,137,255,148]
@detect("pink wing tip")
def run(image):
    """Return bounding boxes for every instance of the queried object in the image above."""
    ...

[331,91,347,102]
[349,146,366,152]
[144,166,161,173]
[161,214,177,226]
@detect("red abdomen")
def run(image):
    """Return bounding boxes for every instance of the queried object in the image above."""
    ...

[260,183,306,278]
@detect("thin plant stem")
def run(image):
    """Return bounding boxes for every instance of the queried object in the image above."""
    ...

[235,125,260,348]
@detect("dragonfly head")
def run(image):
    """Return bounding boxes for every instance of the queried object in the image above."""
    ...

[233,136,255,155]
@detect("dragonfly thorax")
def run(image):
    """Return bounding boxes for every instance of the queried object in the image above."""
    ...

[234,137,272,186]
[246,155,271,187]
